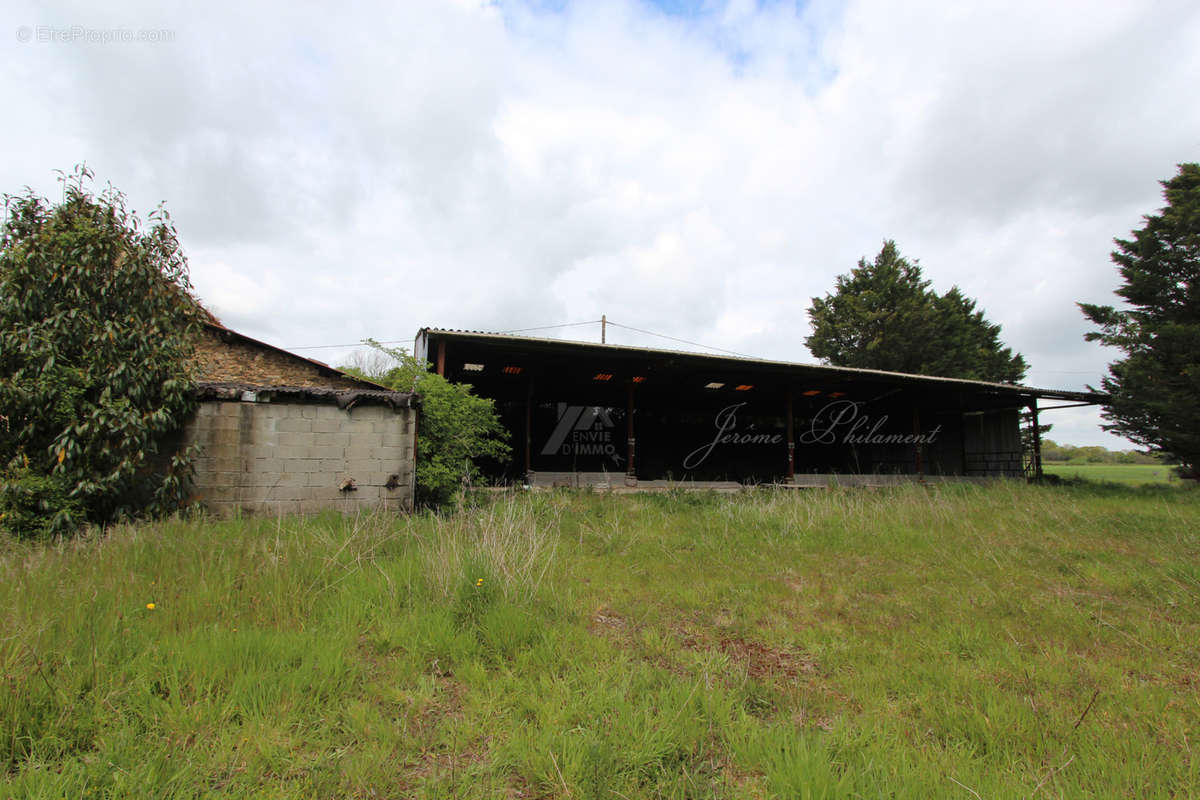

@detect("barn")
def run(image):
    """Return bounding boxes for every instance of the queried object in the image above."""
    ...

[415,327,1105,488]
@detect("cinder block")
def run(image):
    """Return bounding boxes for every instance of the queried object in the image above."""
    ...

[276,418,312,433]
[310,419,342,433]
[369,446,406,463]
[218,402,247,418]
[282,459,322,474]
[268,485,306,502]
[301,444,340,460]
[312,404,344,420]
[313,432,350,448]
[205,457,239,474]
[273,472,308,488]
[251,457,285,475]
[341,445,376,463]
[206,414,241,432]
[300,406,319,419]
[243,442,278,458]
[306,472,334,488]
[276,431,314,448]
[305,486,341,502]
[344,459,379,475]
[379,433,410,448]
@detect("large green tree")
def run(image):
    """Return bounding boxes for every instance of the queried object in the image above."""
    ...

[1,167,202,536]
[806,240,1028,383]
[1079,162,1200,480]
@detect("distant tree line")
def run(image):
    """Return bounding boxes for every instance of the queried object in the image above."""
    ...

[1039,440,1162,465]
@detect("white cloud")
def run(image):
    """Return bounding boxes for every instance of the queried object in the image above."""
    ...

[4,0,1198,447]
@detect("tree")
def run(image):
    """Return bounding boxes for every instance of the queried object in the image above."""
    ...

[341,340,510,508]
[1079,163,1200,481]
[1,167,202,537]
[806,241,1028,383]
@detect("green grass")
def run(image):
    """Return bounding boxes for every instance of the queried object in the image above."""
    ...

[3,482,1199,798]
[1043,462,1177,485]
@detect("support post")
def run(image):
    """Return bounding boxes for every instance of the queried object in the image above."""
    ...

[785,387,795,483]
[435,340,446,376]
[1030,400,1043,480]
[913,407,924,477]
[524,379,534,482]
[601,314,607,344]
[626,381,636,479]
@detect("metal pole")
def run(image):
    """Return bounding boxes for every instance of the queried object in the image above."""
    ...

[913,407,924,477]
[626,381,636,479]
[1030,400,1043,480]
[785,387,795,483]
[524,379,534,481]
[601,314,606,344]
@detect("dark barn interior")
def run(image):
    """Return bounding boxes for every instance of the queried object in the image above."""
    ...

[415,328,1105,487]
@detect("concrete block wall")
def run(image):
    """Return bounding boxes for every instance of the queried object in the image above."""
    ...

[182,399,416,516]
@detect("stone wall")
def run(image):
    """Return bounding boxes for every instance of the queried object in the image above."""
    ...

[183,397,416,515]
[194,325,368,390]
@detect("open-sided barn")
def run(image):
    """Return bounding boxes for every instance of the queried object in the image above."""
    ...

[415,327,1106,488]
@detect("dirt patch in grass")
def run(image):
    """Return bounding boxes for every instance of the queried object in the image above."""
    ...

[590,606,627,631]
[674,624,818,681]
[589,605,819,682]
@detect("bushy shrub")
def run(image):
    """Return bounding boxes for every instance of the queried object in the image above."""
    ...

[0,167,201,537]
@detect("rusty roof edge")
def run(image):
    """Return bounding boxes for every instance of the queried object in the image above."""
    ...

[416,327,1109,404]
[205,322,390,391]
[194,381,420,409]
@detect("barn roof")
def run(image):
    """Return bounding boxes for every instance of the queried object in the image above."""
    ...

[415,327,1107,407]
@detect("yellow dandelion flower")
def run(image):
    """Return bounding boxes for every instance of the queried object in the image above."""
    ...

[475,578,483,586]
[146,602,156,610]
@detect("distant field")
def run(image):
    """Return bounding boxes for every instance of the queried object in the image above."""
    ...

[1043,462,1176,485]
[3,483,1198,798]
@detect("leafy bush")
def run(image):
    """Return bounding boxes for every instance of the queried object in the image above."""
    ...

[341,340,510,508]
[0,167,201,537]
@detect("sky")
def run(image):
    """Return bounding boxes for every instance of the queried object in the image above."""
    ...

[4,0,1199,448]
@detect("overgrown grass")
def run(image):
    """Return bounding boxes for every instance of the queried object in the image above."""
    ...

[1043,462,1180,485]
[2,482,1198,797]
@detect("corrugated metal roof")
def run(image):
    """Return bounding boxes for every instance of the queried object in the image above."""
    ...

[195,381,419,409]
[417,327,1108,404]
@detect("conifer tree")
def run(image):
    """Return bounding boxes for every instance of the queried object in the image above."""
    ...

[806,241,1028,383]
[1080,163,1200,480]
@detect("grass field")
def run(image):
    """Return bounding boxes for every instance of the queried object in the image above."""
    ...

[1042,463,1177,486]
[3,482,1198,798]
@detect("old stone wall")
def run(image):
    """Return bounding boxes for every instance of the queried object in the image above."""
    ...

[182,398,416,515]
[194,326,367,390]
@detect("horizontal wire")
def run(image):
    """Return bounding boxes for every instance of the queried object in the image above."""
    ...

[603,320,755,359]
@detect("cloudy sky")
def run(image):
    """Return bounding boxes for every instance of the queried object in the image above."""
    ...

[4,0,1199,447]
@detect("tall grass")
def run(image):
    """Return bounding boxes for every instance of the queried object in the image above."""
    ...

[2,481,1198,797]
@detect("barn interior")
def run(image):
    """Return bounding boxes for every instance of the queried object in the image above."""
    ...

[414,328,1106,487]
